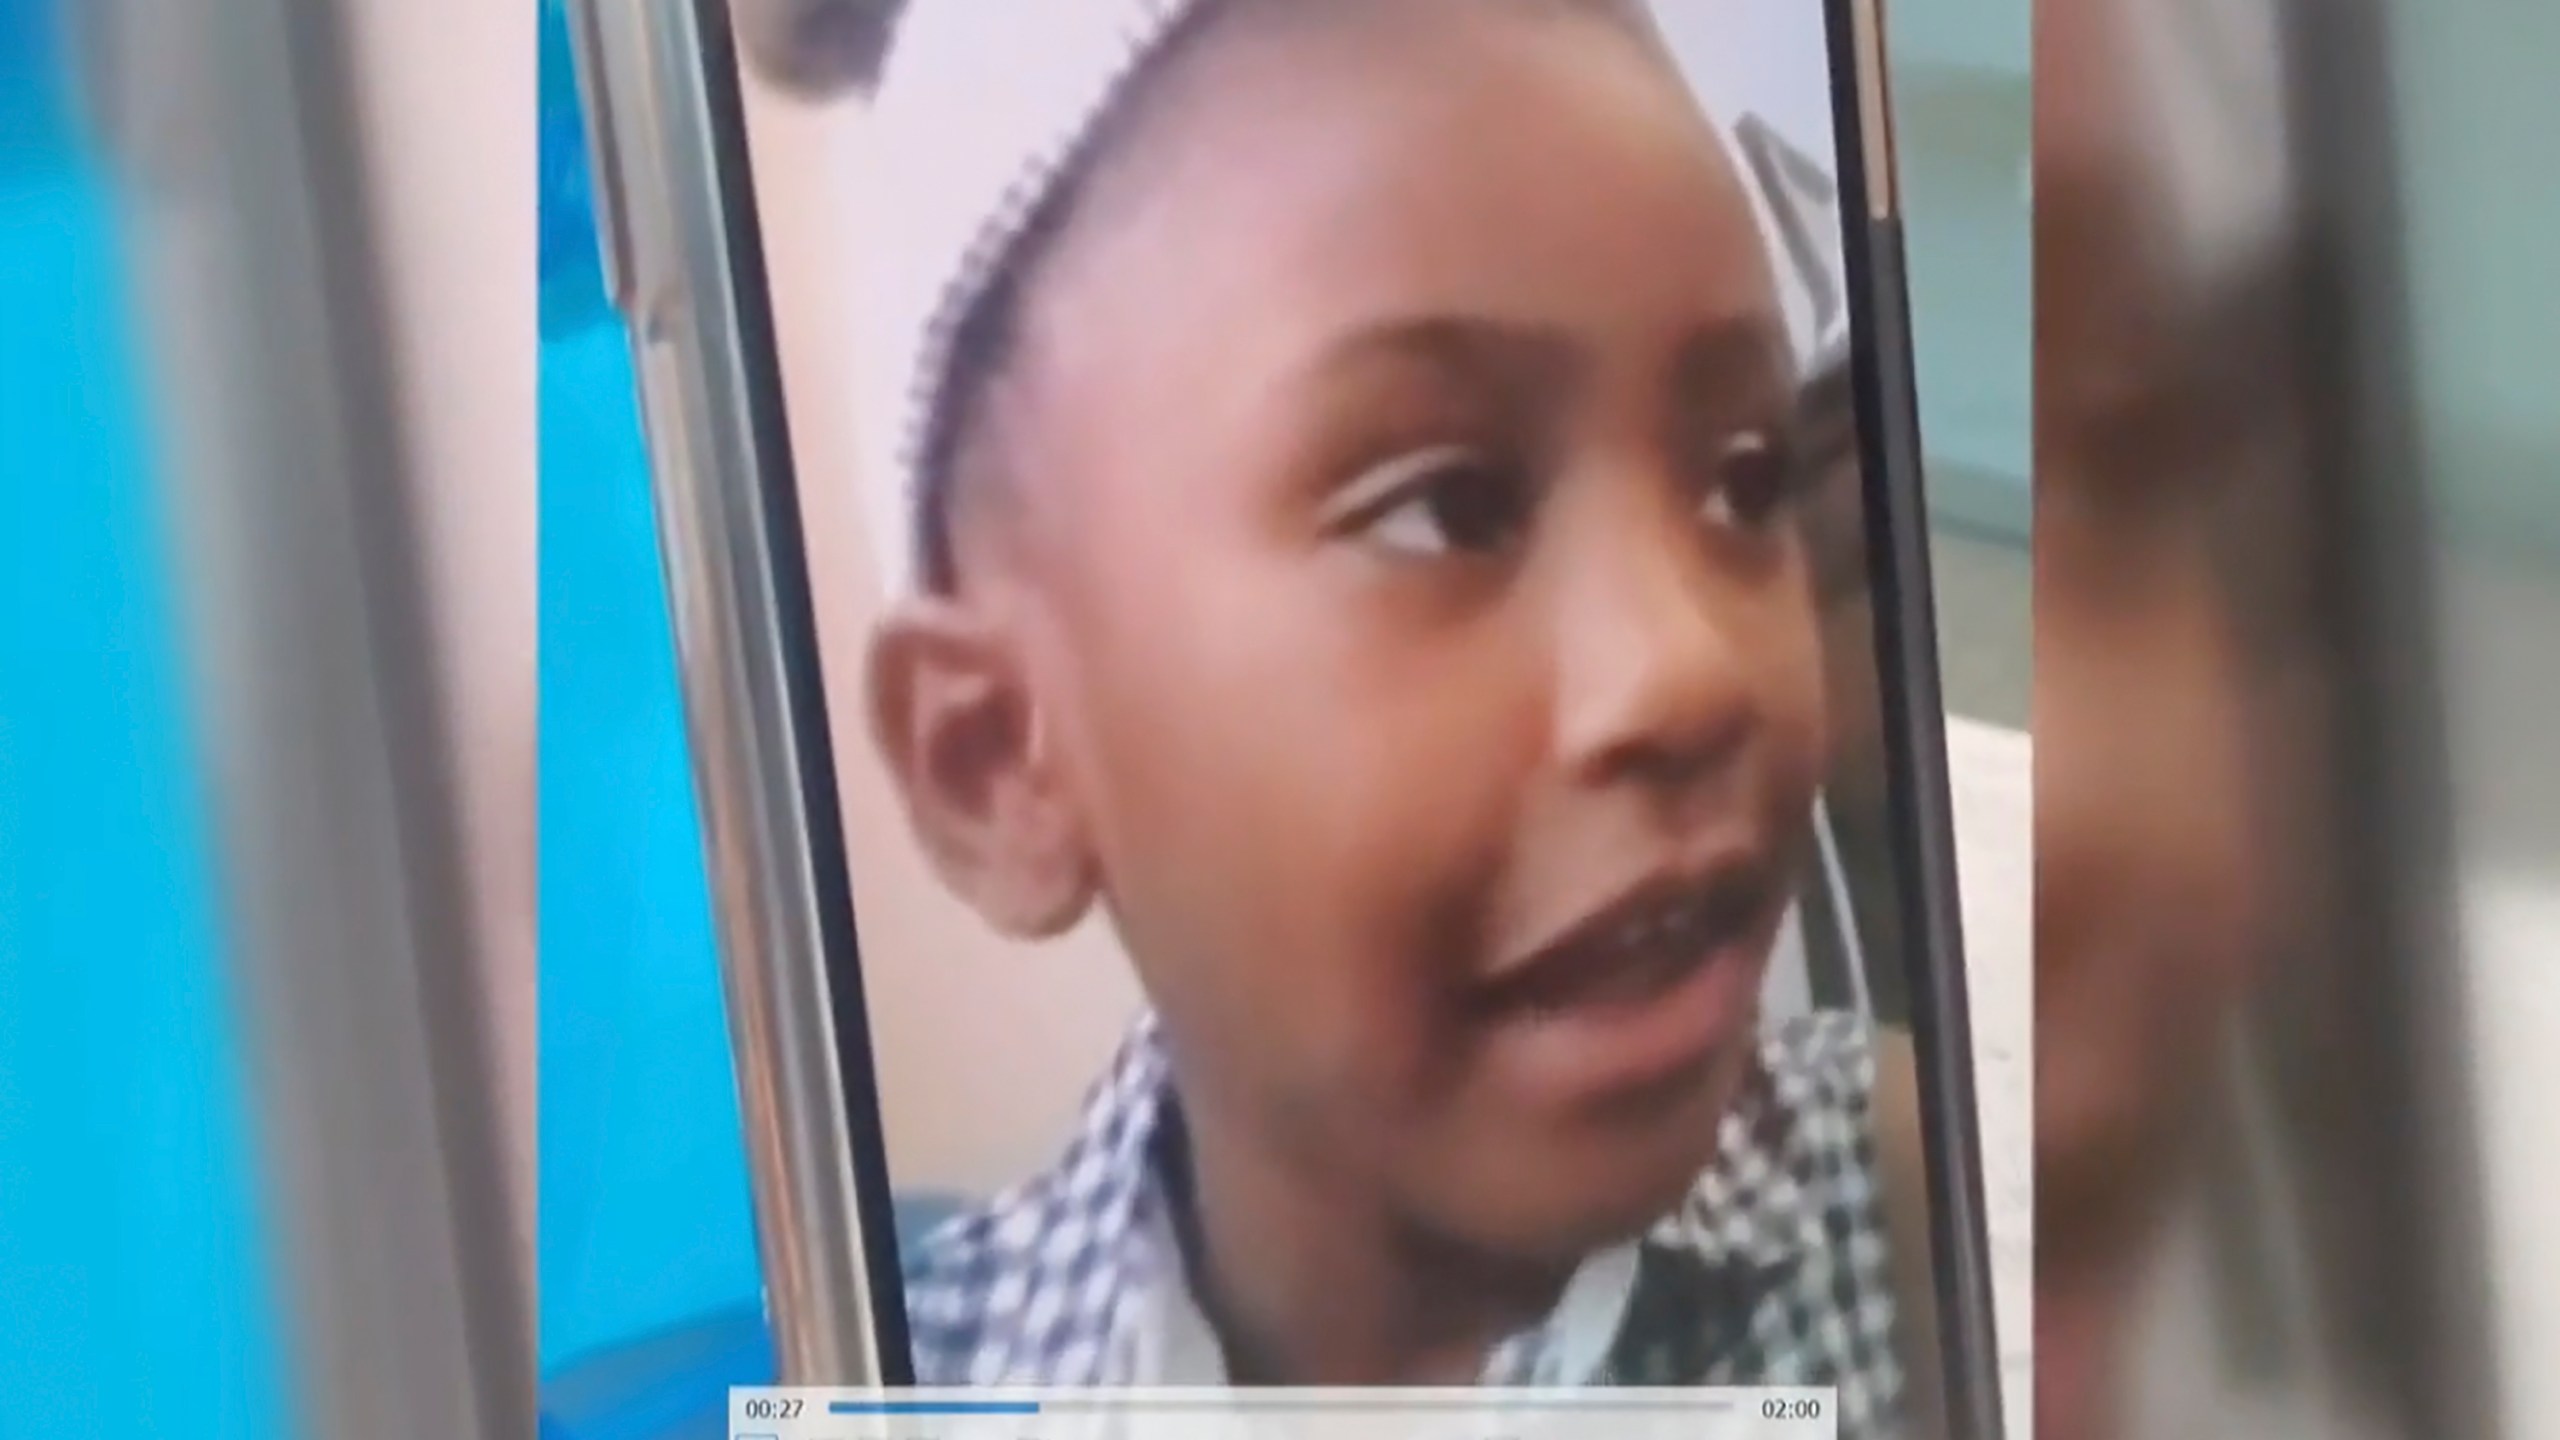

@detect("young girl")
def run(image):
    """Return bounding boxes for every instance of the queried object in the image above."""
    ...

[853,1,1935,1433]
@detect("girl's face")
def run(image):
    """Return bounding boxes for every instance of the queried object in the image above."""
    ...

[956,0,1824,1258]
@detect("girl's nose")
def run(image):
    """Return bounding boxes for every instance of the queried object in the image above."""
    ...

[1549,495,1762,796]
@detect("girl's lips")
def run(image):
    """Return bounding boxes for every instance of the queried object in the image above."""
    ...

[1476,855,1784,1104]
[1481,851,1776,1008]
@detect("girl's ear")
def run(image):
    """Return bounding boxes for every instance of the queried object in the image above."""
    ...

[864,597,1098,937]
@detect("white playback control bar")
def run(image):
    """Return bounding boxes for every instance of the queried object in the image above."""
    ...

[731,1386,1839,1440]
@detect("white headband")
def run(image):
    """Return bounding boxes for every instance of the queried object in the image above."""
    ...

[852,0,1846,597]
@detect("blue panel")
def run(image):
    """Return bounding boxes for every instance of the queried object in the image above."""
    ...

[541,0,609,337]
[539,322,767,1370]
[538,18,765,1369]
[538,1197,969,1438]
[0,152,292,1440]
[0,0,73,176]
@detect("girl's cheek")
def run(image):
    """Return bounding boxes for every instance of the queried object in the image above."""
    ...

[1776,580,1836,801]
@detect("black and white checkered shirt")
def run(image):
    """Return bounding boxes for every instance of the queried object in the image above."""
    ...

[902,1009,1907,1438]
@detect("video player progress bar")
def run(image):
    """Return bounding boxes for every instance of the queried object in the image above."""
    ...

[823,1394,1761,1414]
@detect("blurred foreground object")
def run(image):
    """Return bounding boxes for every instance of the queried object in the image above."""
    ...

[731,0,900,98]
[6,0,536,1434]
[2036,0,2558,1436]
[1,2,290,1433]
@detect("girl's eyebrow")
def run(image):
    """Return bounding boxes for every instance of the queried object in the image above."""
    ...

[1306,311,1787,404]
[1669,315,1793,416]
[1307,314,1580,398]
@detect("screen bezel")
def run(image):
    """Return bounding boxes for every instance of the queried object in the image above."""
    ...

[685,0,922,1378]
[681,0,2004,1425]
[1817,0,2006,1433]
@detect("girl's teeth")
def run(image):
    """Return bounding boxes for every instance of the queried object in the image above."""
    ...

[1612,901,1710,956]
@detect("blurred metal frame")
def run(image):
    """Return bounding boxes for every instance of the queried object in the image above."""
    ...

[73,0,535,1434]
[564,0,894,1386]
[2247,0,2509,1432]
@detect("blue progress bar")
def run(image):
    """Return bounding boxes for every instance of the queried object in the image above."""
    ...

[828,1401,1042,1416]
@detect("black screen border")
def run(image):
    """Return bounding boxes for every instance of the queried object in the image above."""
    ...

[1817,0,2006,1434]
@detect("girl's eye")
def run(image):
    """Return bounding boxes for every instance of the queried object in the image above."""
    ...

[1331,446,1533,558]
[1699,430,1797,532]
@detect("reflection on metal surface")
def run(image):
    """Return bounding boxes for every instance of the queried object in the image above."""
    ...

[1846,0,1899,221]
[566,0,884,1386]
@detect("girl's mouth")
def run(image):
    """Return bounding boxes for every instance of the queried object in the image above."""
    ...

[1473,853,1785,1104]
[1479,855,1779,1016]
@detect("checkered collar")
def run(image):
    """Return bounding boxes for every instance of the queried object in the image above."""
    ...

[959,1012,1821,1381]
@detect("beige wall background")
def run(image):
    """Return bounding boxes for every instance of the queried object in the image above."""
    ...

[742,81,1147,1200]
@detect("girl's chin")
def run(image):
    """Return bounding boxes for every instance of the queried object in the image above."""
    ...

[2036,1277,2131,1440]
